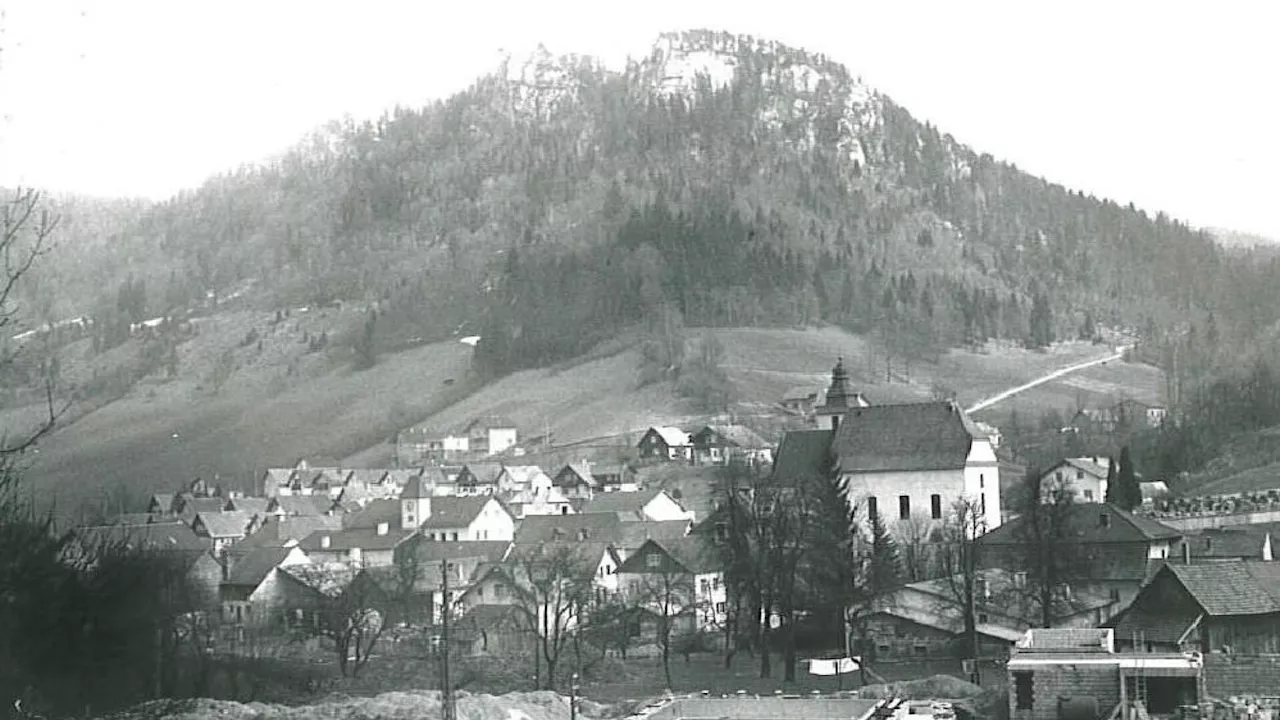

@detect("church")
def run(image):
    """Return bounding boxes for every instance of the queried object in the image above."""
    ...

[772,359,1002,533]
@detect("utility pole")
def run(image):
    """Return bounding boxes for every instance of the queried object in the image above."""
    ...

[570,673,580,720]
[440,559,456,720]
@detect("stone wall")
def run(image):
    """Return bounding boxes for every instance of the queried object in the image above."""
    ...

[1009,664,1120,720]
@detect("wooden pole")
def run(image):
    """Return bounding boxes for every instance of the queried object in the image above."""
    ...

[441,560,455,720]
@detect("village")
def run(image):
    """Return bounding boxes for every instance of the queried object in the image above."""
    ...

[71,359,1280,720]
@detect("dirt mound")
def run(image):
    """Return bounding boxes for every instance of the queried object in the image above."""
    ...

[106,690,594,720]
[856,674,985,700]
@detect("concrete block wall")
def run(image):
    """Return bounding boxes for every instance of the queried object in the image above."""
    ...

[1009,664,1120,720]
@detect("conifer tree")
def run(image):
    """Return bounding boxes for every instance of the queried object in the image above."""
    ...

[1103,455,1120,506]
[1116,446,1140,511]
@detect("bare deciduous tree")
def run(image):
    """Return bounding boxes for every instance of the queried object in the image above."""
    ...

[508,544,593,689]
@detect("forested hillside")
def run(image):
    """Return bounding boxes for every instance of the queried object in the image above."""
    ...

[15,30,1280,387]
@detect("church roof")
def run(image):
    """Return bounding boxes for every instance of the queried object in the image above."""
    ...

[832,401,982,473]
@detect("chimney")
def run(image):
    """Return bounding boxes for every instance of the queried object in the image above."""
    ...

[377,522,389,536]
[1183,539,1191,564]
[321,535,331,549]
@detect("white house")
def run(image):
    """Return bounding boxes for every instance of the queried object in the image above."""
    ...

[464,415,519,456]
[1040,457,1113,503]
[775,361,1001,534]
[219,545,311,629]
[578,488,694,523]
[410,494,515,542]
[637,426,693,462]
[496,465,552,494]
[504,485,575,518]
[616,537,727,634]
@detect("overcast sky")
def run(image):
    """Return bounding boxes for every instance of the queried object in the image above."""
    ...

[1,0,1276,238]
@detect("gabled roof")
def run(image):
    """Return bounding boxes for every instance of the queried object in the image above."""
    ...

[1056,457,1111,480]
[515,513,625,545]
[346,468,390,487]
[179,497,227,516]
[1178,526,1274,561]
[400,473,430,500]
[771,429,834,482]
[399,538,512,565]
[224,546,297,587]
[508,540,617,576]
[383,468,419,486]
[1163,561,1280,616]
[193,511,256,538]
[234,515,344,553]
[782,386,822,402]
[459,463,504,487]
[280,563,358,597]
[148,493,175,512]
[225,497,270,514]
[299,527,415,553]
[978,502,1183,546]
[693,424,770,449]
[270,495,331,516]
[868,604,1026,644]
[617,536,720,575]
[500,465,548,486]
[645,426,691,447]
[342,498,401,531]
[73,521,212,554]
[504,485,573,506]
[262,468,296,489]
[420,496,499,529]
[578,488,668,517]
[832,401,982,473]
[616,519,692,551]
[555,462,597,488]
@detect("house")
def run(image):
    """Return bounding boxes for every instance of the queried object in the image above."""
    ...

[219,545,311,630]
[495,465,551,494]
[1173,524,1277,563]
[147,493,176,516]
[1108,561,1280,655]
[266,494,333,518]
[464,415,519,456]
[224,497,270,515]
[68,523,221,609]
[637,427,693,463]
[396,425,470,466]
[387,537,512,623]
[590,463,636,492]
[418,496,515,542]
[689,424,773,467]
[341,498,401,532]
[298,524,415,566]
[552,462,599,500]
[456,462,504,496]
[418,465,462,497]
[812,358,870,431]
[191,511,261,555]
[503,485,575,518]
[978,502,1184,615]
[176,496,226,521]
[616,536,726,635]
[780,386,824,417]
[230,515,343,559]
[454,603,530,655]
[1038,457,1113,503]
[274,563,362,631]
[860,569,1116,662]
[578,488,694,523]
[1006,628,1202,720]
[774,364,1001,534]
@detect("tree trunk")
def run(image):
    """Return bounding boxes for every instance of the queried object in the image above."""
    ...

[782,610,798,682]
[758,601,773,679]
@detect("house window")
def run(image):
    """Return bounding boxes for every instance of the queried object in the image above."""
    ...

[406,514,415,525]
[930,494,942,520]
[899,495,911,520]
[1083,490,1094,501]
[476,586,485,600]
[495,585,505,599]
[646,553,662,569]
[1099,513,1111,528]
[877,644,891,654]
[1077,470,1085,480]
[1013,671,1034,710]
[867,496,878,518]
[715,602,726,613]
[913,644,927,656]
[978,613,989,623]
[979,474,984,489]
[1109,588,1120,603]
[450,532,459,541]
[700,579,711,594]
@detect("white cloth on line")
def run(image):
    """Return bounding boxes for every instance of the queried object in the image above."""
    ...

[807,656,861,676]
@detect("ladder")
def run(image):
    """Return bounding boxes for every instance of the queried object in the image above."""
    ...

[1131,631,1149,719]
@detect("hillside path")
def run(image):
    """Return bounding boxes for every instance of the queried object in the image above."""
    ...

[964,345,1130,414]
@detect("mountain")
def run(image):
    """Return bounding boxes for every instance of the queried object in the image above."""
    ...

[20,30,1271,372]
[1209,227,1280,250]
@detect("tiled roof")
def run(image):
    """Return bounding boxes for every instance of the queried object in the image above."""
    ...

[419,496,494,529]
[400,538,511,565]
[261,468,296,489]
[618,536,720,575]
[979,502,1183,546]
[459,463,504,487]
[193,511,255,538]
[225,497,270,514]
[616,520,692,551]
[578,489,664,517]
[1178,527,1272,561]
[346,469,390,487]
[781,386,822,402]
[270,495,330,516]
[771,429,834,482]
[280,563,358,597]
[73,521,211,554]
[515,513,625,545]
[225,546,296,587]
[179,497,226,516]
[1060,457,1111,480]
[342,498,401,531]
[235,515,343,552]
[870,605,1025,644]
[508,540,615,576]
[400,473,430,500]
[1166,561,1280,616]
[832,401,981,473]
[299,527,414,553]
